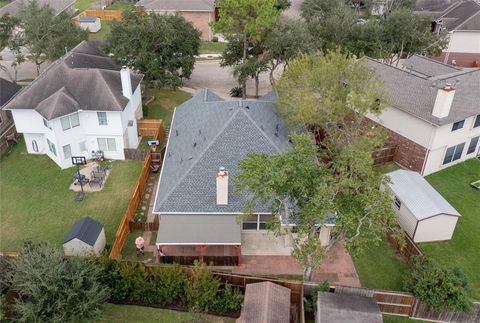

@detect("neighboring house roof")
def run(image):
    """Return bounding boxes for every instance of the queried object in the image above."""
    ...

[435,0,480,30]
[415,0,460,13]
[153,89,290,214]
[317,292,382,323]
[0,78,21,107]
[63,216,104,246]
[387,169,461,219]
[79,16,98,23]
[237,282,291,323]
[3,41,142,120]
[366,56,480,126]
[156,214,241,245]
[136,0,215,12]
[0,0,75,17]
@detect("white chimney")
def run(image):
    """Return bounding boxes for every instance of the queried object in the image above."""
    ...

[120,66,133,100]
[432,84,455,118]
[216,167,228,205]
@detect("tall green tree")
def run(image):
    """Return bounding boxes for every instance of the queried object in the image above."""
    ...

[210,0,281,99]
[106,11,200,93]
[1,242,110,322]
[19,0,87,75]
[236,52,397,280]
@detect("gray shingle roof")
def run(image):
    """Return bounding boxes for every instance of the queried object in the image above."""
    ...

[63,216,103,246]
[136,0,215,11]
[436,0,480,30]
[237,282,291,323]
[3,41,142,120]
[317,292,382,323]
[79,16,98,23]
[387,169,461,219]
[366,56,480,126]
[0,78,21,107]
[404,55,461,77]
[0,0,75,17]
[415,0,460,13]
[153,89,290,214]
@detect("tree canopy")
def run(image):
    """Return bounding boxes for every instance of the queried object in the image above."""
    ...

[106,10,201,90]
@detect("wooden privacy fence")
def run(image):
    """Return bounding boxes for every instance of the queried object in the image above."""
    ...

[411,301,480,323]
[387,230,424,265]
[129,221,159,232]
[82,9,123,20]
[137,119,165,145]
[109,153,152,259]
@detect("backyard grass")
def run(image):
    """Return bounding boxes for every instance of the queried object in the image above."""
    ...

[106,1,135,10]
[383,315,429,323]
[88,20,111,41]
[352,238,409,291]
[375,162,402,174]
[143,89,192,130]
[75,0,96,12]
[0,137,142,252]
[98,303,235,322]
[0,0,10,8]
[423,158,480,299]
[199,41,227,55]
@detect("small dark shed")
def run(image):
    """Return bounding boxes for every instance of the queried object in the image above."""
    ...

[316,292,383,323]
[63,216,106,256]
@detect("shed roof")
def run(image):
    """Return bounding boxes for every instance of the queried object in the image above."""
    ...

[136,0,215,12]
[0,0,75,17]
[156,214,241,245]
[64,216,103,246]
[237,282,291,323]
[79,16,98,23]
[387,169,461,219]
[0,78,21,107]
[3,41,142,120]
[316,292,382,323]
[153,89,290,214]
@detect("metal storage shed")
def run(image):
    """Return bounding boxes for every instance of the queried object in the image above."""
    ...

[387,169,461,243]
[79,16,101,33]
[63,216,106,256]
[316,292,382,323]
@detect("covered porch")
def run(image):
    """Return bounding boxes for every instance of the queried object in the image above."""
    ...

[156,214,242,266]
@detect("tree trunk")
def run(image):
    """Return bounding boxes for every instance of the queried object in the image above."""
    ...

[242,33,247,100]
[303,266,312,281]
[254,74,259,98]
[35,59,41,76]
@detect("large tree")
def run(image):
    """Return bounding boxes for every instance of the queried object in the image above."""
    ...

[210,0,281,98]
[1,242,110,322]
[18,0,87,75]
[106,11,200,93]
[236,52,398,280]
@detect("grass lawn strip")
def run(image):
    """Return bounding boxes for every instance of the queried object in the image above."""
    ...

[199,41,227,55]
[88,20,111,41]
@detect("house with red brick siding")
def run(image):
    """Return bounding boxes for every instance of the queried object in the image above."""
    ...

[366,55,480,175]
[135,0,216,41]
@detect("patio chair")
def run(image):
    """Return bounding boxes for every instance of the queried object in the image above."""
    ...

[89,178,103,189]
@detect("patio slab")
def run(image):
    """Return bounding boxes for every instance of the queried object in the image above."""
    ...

[69,161,110,192]
[241,230,293,256]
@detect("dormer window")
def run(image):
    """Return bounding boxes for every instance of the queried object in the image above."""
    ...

[451,120,464,131]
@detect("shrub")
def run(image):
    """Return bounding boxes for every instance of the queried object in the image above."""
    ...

[230,86,243,97]
[145,265,185,305]
[183,261,221,312]
[213,283,243,313]
[404,257,471,312]
[304,280,330,313]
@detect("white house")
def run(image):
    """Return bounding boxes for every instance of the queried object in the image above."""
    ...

[79,16,101,33]
[386,169,461,243]
[366,55,480,175]
[63,216,106,256]
[2,41,143,169]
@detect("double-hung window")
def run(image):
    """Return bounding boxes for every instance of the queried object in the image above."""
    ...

[443,142,465,165]
[97,138,116,151]
[63,144,72,159]
[451,120,464,131]
[60,113,80,131]
[97,112,108,126]
[46,139,57,156]
[467,136,479,155]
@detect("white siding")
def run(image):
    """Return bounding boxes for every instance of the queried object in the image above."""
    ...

[392,199,418,239]
[446,31,480,54]
[92,228,106,256]
[414,214,459,243]
[63,238,96,257]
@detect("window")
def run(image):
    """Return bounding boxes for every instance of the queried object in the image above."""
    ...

[63,144,72,159]
[79,141,87,152]
[43,118,51,129]
[443,142,465,165]
[242,215,258,230]
[393,196,401,210]
[61,113,80,131]
[474,115,480,128]
[97,138,116,151]
[97,112,107,125]
[467,136,479,155]
[451,120,465,131]
[32,140,38,152]
[46,139,56,156]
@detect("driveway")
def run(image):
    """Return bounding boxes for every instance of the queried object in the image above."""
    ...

[184,60,273,99]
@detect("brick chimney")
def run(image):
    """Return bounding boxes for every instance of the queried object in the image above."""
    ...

[120,66,133,100]
[432,84,455,118]
[216,167,228,205]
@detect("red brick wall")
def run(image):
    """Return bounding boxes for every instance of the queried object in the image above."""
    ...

[180,11,213,41]
[429,52,480,67]
[383,126,428,173]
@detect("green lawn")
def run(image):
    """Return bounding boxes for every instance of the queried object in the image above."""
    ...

[143,89,192,132]
[75,0,96,12]
[383,315,429,323]
[199,41,227,55]
[352,238,409,291]
[423,159,480,299]
[98,303,235,322]
[106,1,135,10]
[0,137,142,252]
[0,0,10,8]
[88,20,111,41]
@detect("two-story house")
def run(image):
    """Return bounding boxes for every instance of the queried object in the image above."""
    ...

[2,41,143,169]
[366,55,480,175]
